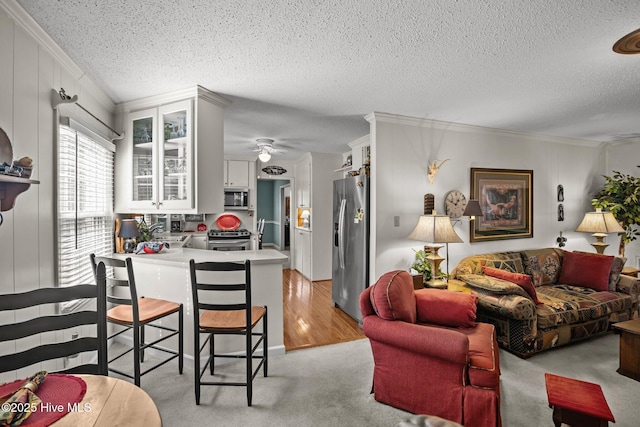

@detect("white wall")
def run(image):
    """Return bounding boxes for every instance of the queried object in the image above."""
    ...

[606,141,640,268]
[0,1,115,382]
[367,112,609,282]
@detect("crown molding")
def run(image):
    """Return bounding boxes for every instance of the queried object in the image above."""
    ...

[0,0,82,77]
[348,134,370,149]
[1,0,114,111]
[116,85,231,113]
[365,111,605,148]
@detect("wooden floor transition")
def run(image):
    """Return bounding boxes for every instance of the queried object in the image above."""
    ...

[283,269,365,351]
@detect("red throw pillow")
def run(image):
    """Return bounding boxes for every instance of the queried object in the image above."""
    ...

[415,288,477,328]
[483,266,542,305]
[369,270,417,323]
[558,251,614,291]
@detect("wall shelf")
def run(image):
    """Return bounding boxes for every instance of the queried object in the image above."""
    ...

[0,175,40,212]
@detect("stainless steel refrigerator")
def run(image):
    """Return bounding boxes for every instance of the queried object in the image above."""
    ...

[332,175,370,323]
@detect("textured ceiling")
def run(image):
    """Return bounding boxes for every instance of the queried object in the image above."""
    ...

[15,0,640,159]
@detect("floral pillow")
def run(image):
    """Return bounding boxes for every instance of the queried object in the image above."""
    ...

[482,253,525,273]
[609,256,627,291]
[521,248,563,286]
[453,252,524,276]
[458,273,530,299]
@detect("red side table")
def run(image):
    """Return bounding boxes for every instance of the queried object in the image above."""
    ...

[545,373,615,427]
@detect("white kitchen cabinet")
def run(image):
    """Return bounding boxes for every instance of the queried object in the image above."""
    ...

[115,86,229,214]
[294,228,312,279]
[294,157,311,207]
[292,152,341,280]
[248,189,257,211]
[224,160,250,188]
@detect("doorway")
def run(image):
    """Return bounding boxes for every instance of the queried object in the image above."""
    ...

[256,178,291,260]
[280,184,291,251]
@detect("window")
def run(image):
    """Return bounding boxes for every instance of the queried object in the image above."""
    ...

[57,121,115,288]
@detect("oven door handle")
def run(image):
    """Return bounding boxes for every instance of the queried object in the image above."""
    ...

[208,239,250,244]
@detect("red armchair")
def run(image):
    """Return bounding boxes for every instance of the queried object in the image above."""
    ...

[360,271,501,427]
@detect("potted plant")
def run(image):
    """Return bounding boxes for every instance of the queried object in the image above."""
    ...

[593,168,640,256]
[411,249,446,282]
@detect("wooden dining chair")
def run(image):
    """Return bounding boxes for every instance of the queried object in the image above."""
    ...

[189,259,268,406]
[90,254,183,387]
[0,262,108,376]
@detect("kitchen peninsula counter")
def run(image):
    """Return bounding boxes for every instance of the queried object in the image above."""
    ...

[112,248,288,363]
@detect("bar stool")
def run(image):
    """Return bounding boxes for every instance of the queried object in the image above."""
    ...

[189,259,267,405]
[90,254,183,386]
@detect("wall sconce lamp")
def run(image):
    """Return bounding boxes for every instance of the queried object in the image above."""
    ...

[463,199,483,220]
[119,219,139,253]
[408,213,463,288]
[575,208,624,254]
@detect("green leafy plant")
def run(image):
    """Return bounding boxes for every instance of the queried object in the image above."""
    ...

[411,249,445,281]
[592,168,640,256]
[137,219,152,243]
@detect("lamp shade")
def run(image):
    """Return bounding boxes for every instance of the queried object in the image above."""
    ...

[463,200,483,218]
[576,208,624,234]
[408,215,463,244]
[119,219,140,238]
[300,209,310,219]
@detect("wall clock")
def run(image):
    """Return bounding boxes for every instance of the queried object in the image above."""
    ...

[444,190,467,219]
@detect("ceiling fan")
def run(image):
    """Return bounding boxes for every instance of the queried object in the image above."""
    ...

[252,138,287,162]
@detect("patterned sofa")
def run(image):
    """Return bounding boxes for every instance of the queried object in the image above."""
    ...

[451,248,640,358]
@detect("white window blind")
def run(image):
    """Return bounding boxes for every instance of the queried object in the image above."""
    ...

[57,123,115,288]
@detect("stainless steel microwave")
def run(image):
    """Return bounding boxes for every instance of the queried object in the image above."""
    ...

[224,190,249,210]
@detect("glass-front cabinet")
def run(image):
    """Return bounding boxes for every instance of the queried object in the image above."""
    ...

[131,108,155,206]
[115,86,228,214]
[128,99,193,211]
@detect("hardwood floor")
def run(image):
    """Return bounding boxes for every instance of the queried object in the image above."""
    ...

[283,269,365,351]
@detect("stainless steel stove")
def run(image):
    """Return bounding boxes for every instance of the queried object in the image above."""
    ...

[207,228,251,250]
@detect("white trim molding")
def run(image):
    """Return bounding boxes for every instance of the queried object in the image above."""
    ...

[364,111,606,148]
[0,0,114,111]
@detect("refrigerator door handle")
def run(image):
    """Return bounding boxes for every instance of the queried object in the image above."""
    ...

[338,198,346,269]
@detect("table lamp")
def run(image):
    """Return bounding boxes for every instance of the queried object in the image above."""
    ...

[119,219,139,253]
[301,209,310,228]
[408,213,463,288]
[575,208,624,254]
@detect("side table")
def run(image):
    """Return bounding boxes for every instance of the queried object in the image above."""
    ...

[612,318,640,381]
[622,266,640,278]
[446,279,472,294]
[545,373,615,427]
[411,274,424,290]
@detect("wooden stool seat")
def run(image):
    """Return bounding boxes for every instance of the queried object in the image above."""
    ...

[199,306,266,332]
[108,298,181,324]
[91,254,183,387]
[545,373,615,427]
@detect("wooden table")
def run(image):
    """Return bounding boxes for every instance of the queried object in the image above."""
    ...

[545,373,615,427]
[52,375,161,426]
[622,266,640,278]
[446,279,473,294]
[612,318,640,381]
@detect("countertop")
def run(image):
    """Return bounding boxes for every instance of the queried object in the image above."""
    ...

[113,247,288,266]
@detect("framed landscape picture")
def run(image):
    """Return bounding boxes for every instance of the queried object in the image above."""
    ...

[470,168,533,242]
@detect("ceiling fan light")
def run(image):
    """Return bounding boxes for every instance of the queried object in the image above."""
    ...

[258,150,271,162]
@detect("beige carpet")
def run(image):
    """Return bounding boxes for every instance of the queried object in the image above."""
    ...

[111,333,639,426]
